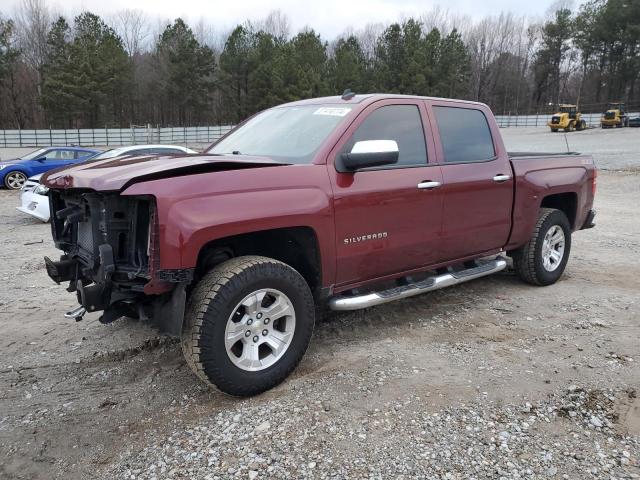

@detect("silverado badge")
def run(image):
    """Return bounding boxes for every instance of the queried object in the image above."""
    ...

[343,232,388,245]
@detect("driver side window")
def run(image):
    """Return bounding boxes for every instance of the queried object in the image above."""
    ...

[343,105,428,168]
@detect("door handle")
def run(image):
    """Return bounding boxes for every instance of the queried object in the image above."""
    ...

[492,174,511,183]
[417,181,442,190]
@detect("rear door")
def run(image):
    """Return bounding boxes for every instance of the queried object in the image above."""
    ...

[428,102,513,261]
[328,99,444,287]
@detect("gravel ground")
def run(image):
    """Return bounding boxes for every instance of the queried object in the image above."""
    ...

[0,129,638,479]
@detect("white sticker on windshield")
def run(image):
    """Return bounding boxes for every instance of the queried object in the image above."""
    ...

[313,107,351,117]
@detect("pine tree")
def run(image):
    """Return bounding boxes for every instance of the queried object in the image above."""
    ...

[40,17,76,126]
[331,36,368,93]
[532,8,573,107]
[155,19,215,125]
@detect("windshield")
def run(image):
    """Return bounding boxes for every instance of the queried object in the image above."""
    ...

[208,105,353,163]
[21,148,49,160]
[91,149,122,160]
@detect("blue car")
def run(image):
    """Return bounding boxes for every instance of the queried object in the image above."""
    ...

[0,146,101,190]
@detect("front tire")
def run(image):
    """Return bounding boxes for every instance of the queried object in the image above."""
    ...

[4,171,27,190]
[182,256,315,396]
[512,208,572,286]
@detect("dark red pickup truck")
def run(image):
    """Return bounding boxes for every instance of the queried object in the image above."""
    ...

[43,94,596,396]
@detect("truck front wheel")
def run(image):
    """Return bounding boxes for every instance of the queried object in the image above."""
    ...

[182,256,315,396]
[512,208,572,286]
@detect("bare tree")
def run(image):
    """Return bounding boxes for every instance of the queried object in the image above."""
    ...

[113,9,150,56]
[13,0,50,72]
[420,6,471,36]
[261,10,291,40]
[356,22,385,61]
[466,12,528,103]
[193,17,227,56]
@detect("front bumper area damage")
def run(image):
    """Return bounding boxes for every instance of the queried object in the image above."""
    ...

[45,189,189,335]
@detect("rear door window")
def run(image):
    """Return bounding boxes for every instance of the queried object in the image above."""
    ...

[433,106,495,163]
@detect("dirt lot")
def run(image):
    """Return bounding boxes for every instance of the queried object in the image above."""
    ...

[0,128,639,479]
[502,126,640,170]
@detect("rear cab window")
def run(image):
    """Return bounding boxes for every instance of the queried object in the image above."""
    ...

[433,106,495,163]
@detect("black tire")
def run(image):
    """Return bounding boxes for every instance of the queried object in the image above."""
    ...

[511,208,572,286]
[550,128,558,132]
[182,255,315,396]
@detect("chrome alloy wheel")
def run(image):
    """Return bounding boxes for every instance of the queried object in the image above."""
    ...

[541,225,565,272]
[6,171,27,190]
[224,288,296,372]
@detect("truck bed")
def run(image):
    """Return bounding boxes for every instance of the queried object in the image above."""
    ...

[509,151,581,158]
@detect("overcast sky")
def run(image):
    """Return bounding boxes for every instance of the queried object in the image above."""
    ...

[5,0,583,38]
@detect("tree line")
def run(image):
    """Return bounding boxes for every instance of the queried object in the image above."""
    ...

[0,0,638,129]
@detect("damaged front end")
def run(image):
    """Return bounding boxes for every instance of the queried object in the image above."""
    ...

[45,190,189,335]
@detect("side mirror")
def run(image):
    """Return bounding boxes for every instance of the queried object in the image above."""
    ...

[340,140,399,172]
[36,157,46,162]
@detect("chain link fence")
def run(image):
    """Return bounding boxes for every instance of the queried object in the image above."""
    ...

[0,125,235,148]
[2,111,639,147]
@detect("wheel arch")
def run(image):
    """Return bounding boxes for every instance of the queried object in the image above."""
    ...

[194,226,323,296]
[540,192,578,229]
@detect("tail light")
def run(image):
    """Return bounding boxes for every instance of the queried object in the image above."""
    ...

[592,168,597,196]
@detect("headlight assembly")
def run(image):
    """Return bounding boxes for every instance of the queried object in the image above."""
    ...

[34,184,49,195]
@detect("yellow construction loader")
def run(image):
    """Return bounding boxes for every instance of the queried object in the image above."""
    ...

[548,104,587,132]
[601,102,628,128]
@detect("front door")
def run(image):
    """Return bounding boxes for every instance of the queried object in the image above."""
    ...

[328,100,444,288]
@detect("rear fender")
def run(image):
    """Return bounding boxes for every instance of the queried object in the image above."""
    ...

[507,166,591,249]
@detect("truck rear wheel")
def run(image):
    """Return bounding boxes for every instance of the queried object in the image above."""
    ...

[182,256,315,396]
[512,208,572,286]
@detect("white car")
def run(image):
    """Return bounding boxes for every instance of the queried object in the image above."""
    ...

[16,145,198,222]
[17,174,50,222]
[90,144,198,160]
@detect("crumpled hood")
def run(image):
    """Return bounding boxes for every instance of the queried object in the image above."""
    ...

[42,153,288,191]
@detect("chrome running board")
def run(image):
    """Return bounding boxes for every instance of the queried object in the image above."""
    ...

[329,257,508,311]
